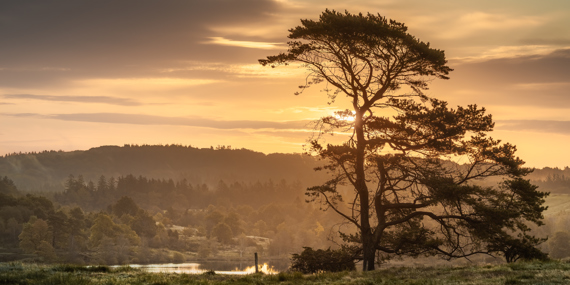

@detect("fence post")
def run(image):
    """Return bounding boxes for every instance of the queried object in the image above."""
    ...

[254,252,259,273]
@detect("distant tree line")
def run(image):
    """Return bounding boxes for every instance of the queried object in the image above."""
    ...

[0,175,341,264]
[533,173,570,194]
[54,174,305,212]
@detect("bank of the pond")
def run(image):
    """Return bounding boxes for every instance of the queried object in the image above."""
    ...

[3,260,570,284]
[111,261,280,274]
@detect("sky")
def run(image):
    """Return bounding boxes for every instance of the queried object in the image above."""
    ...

[1,0,569,168]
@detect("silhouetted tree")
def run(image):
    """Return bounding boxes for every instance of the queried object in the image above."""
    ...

[261,10,547,270]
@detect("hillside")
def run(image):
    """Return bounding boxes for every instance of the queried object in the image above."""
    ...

[0,145,328,192]
[1,144,567,195]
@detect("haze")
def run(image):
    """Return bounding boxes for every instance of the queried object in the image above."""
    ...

[1,0,569,168]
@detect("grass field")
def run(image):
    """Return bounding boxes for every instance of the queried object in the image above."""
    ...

[2,260,570,284]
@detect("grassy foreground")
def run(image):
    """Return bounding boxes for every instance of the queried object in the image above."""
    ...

[1,261,570,284]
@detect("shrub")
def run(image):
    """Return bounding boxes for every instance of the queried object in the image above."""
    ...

[290,247,355,273]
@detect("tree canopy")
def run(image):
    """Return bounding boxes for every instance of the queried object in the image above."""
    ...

[261,10,548,271]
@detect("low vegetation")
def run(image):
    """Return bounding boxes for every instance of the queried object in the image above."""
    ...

[2,260,570,284]
[291,247,356,273]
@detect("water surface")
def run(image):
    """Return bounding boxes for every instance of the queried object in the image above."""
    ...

[115,260,288,274]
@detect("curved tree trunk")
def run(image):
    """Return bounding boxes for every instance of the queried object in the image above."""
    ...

[355,113,376,271]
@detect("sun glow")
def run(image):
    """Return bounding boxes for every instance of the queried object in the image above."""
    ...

[205,37,283,49]
[333,110,356,122]
[242,263,278,274]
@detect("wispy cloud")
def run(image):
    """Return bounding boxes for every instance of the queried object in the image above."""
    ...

[437,48,570,109]
[496,120,570,135]
[0,66,70,72]
[438,12,543,40]
[1,112,312,130]
[77,78,220,88]
[510,82,570,91]
[159,61,305,78]
[452,45,570,63]
[3,94,142,106]
[203,37,283,49]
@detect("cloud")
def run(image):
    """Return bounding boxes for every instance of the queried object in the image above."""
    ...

[76,78,221,89]
[510,82,570,91]
[3,94,142,106]
[520,38,570,46]
[497,120,570,135]
[158,61,305,78]
[0,0,281,87]
[409,11,545,41]
[204,37,283,49]
[458,12,542,30]
[274,106,339,114]
[0,66,70,72]
[452,45,568,63]
[2,112,312,130]
[434,48,570,109]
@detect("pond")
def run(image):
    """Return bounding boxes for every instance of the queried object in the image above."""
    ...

[113,260,290,275]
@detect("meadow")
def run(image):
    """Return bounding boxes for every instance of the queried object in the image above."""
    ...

[2,260,570,284]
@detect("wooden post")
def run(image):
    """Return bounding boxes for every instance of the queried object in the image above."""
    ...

[254,252,259,273]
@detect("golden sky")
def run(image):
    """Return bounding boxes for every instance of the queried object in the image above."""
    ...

[1,0,569,168]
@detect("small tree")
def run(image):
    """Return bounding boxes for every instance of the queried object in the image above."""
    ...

[112,196,140,217]
[19,217,51,254]
[211,222,233,245]
[261,10,548,270]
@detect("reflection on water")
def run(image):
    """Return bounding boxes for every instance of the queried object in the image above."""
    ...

[126,263,204,274]
[114,261,285,275]
[242,263,278,274]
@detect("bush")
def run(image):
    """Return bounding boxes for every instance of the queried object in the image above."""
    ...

[290,247,355,273]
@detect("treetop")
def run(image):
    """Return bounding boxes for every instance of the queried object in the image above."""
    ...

[260,9,452,107]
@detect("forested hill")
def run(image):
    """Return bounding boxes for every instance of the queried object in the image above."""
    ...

[0,145,327,192]
[1,144,568,194]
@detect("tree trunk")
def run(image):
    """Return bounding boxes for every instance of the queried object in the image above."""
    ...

[362,231,376,271]
[355,112,375,271]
